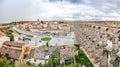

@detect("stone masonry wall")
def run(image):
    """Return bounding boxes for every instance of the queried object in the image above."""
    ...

[74,22,120,67]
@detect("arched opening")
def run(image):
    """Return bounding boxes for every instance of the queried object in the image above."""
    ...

[89,38,91,40]
[98,27,101,29]
[92,40,94,43]
[106,28,109,31]
[103,49,109,58]
[117,30,120,41]
[93,26,95,29]
[89,25,91,28]
[113,57,120,67]
[107,34,110,38]
[100,35,102,38]
[118,35,120,41]
[117,30,120,33]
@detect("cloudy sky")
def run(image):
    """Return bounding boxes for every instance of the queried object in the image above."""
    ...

[0,0,120,22]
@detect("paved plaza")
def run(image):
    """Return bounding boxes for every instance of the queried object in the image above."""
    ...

[13,26,75,47]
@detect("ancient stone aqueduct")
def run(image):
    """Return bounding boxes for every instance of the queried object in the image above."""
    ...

[74,22,120,67]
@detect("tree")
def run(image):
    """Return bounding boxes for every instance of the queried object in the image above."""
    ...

[51,54,55,67]
[0,55,12,67]
[45,54,60,67]
[73,44,79,50]
[8,34,14,41]
[46,42,49,47]
[73,44,79,67]
[38,63,43,67]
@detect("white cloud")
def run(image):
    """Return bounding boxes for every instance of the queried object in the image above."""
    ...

[0,0,120,22]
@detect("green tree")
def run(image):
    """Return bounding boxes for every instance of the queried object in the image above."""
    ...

[46,42,49,47]
[45,54,60,67]
[8,34,14,41]
[38,63,43,67]
[73,44,79,50]
[0,55,12,67]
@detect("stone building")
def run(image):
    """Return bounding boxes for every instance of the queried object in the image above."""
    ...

[0,41,32,66]
[74,22,120,67]
[0,31,10,48]
[26,46,59,66]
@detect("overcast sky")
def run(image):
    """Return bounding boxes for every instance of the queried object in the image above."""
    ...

[0,0,120,23]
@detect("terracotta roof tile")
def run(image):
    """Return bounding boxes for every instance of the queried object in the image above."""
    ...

[3,41,25,48]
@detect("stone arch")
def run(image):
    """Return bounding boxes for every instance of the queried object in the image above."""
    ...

[117,30,120,37]
[103,49,109,58]
[99,56,108,67]
[86,35,88,38]
[117,30,120,33]
[107,34,110,38]
[93,26,95,29]
[86,24,88,27]
[92,40,94,43]
[89,25,91,28]
[117,34,120,41]
[100,35,102,38]
[106,28,109,31]
[88,37,91,40]
[112,57,120,67]
[96,26,98,29]
[98,26,101,29]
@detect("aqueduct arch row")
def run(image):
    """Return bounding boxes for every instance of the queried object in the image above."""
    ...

[74,22,120,67]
